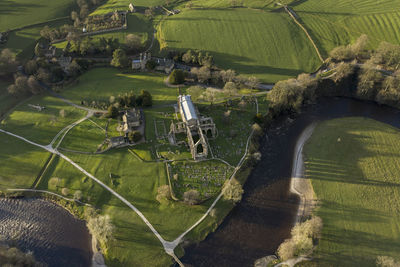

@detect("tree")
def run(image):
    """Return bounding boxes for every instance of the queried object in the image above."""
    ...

[357,64,384,100]
[182,50,193,64]
[40,26,52,40]
[24,60,38,75]
[204,87,217,105]
[86,214,115,248]
[191,66,211,83]
[371,41,400,70]
[183,189,201,205]
[0,49,18,76]
[247,76,260,89]
[111,49,129,68]
[187,85,204,101]
[107,105,119,118]
[27,75,42,95]
[140,90,152,107]
[71,10,79,21]
[268,78,305,114]
[169,69,185,84]
[332,62,355,83]
[73,190,82,201]
[223,81,238,97]
[125,34,142,51]
[36,68,51,83]
[7,76,28,96]
[128,131,142,143]
[61,188,70,196]
[376,256,400,267]
[68,60,82,77]
[220,69,236,83]
[376,71,400,108]
[222,178,244,203]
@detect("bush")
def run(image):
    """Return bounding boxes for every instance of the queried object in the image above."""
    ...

[277,216,323,261]
[222,178,244,203]
[376,256,400,267]
[146,60,156,70]
[183,189,201,205]
[107,105,119,118]
[61,188,70,196]
[169,69,185,84]
[128,131,142,143]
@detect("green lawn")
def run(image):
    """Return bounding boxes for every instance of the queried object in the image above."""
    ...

[91,0,177,15]
[158,7,321,83]
[62,68,179,106]
[304,117,400,266]
[0,0,74,32]
[1,18,70,61]
[293,0,400,57]
[0,94,86,145]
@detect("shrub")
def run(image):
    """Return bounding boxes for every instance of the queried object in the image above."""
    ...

[145,60,156,70]
[183,189,201,205]
[48,177,61,189]
[222,178,244,203]
[376,256,400,267]
[61,188,70,196]
[107,105,119,118]
[73,190,82,201]
[169,69,185,84]
[128,131,142,143]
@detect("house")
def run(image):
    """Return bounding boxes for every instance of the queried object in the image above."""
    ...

[132,52,151,71]
[122,109,141,132]
[154,58,175,74]
[44,45,56,59]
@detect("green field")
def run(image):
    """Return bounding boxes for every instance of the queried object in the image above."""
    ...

[304,117,400,266]
[158,8,320,83]
[0,0,74,31]
[91,0,175,15]
[62,68,179,106]
[293,0,400,57]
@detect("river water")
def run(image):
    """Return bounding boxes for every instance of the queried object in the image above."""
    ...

[181,97,400,267]
[0,198,92,266]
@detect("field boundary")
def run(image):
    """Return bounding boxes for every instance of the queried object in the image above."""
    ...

[283,6,324,63]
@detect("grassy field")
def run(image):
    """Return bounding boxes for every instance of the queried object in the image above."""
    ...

[1,18,70,61]
[62,68,179,106]
[304,117,400,266]
[0,94,86,145]
[0,0,74,32]
[158,7,321,83]
[91,0,178,15]
[293,0,400,57]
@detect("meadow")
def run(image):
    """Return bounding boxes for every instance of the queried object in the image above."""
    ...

[0,0,75,32]
[293,0,400,57]
[304,117,400,266]
[158,7,321,83]
[61,68,179,106]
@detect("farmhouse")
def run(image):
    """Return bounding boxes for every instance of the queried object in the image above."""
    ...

[169,95,216,160]
[132,52,150,71]
[122,109,141,132]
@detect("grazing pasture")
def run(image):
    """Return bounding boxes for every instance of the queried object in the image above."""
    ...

[304,117,400,266]
[158,8,321,83]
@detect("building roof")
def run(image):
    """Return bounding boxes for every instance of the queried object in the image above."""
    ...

[179,95,198,123]
[132,59,141,63]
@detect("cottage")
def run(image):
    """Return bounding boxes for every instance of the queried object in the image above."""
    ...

[132,52,151,71]
[154,58,175,74]
[122,109,141,132]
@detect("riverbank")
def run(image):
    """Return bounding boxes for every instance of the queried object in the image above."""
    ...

[182,97,400,266]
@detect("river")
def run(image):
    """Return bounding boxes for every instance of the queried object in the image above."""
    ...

[0,197,92,266]
[181,97,400,267]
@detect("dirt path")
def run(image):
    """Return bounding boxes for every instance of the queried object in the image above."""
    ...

[290,123,317,223]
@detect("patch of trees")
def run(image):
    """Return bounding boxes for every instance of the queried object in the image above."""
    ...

[111,48,129,68]
[84,11,126,32]
[267,36,400,119]
[71,0,106,27]
[64,37,121,56]
[0,49,18,77]
[183,189,201,205]
[128,130,142,143]
[330,34,369,62]
[222,178,244,203]
[40,24,79,42]
[7,75,42,97]
[167,49,214,67]
[85,207,115,252]
[277,216,323,261]
[169,69,186,84]
[0,243,42,267]
[106,90,152,117]
[376,256,400,267]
